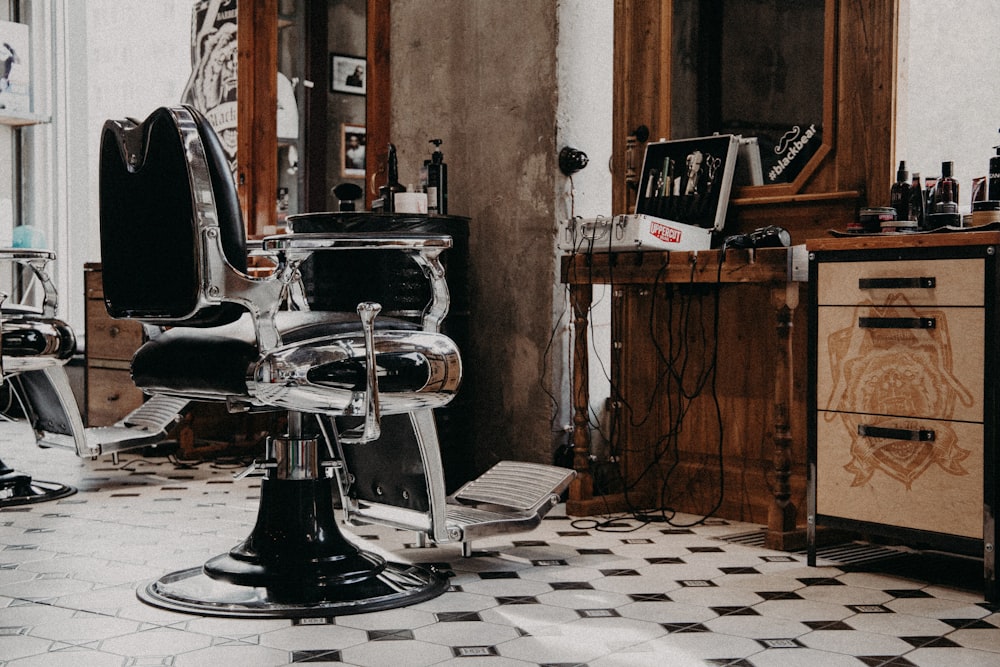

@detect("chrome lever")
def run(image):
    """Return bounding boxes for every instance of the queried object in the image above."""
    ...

[233,458,276,480]
[340,301,382,444]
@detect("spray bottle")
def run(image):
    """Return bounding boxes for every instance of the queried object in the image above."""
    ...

[423,139,448,215]
[889,160,911,220]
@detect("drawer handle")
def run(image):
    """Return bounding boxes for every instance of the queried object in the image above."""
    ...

[109,326,120,337]
[858,316,936,329]
[106,393,120,402]
[858,276,935,289]
[858,424,935,442]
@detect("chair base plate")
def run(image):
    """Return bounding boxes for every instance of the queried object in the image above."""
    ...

[0,470,76,508]
[138,560,448,618]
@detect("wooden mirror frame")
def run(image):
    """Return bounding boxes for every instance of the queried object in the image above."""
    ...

[237,0,390,237]
[613,0,898,235]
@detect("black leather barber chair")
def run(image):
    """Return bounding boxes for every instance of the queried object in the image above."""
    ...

[99,105,466,617]
[100,105,574,617]
[0,248,192,507]
[0,248,78,506]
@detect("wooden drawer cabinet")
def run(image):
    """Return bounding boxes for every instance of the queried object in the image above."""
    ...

[84,263,145,426]
[806,233,999,603]
[84,263,272,456]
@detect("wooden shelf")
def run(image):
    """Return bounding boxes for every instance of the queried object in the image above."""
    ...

[0,110,50,127]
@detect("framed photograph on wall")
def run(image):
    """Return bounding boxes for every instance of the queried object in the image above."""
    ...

[331,54,366,95]
[341,123,366,178]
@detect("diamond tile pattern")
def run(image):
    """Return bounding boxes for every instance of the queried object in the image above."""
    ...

[0,443,998,666]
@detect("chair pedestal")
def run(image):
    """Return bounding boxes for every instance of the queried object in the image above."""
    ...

[0,458,75,508]
[137,434,448,618]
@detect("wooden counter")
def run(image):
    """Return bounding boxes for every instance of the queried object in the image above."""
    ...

[561,246,806,548]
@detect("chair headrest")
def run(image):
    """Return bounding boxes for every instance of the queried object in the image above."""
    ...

[99,105,247,326]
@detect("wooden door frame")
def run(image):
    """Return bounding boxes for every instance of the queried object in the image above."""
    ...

[612,0,899,233]
[237,0,390,236]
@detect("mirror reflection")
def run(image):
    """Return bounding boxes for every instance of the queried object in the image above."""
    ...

[670,0,825,185]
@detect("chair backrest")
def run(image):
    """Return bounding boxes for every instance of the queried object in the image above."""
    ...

[99,105,247,327]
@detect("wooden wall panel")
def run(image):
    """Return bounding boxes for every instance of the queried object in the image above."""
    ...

[237,0,278,237]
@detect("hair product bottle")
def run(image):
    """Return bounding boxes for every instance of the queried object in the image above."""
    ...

[935,161,959,214]
[890,160,911,221]
[909,171,925,226]
[423,139,448,215]
[989,135,1000,200]
[378,143,405,213]
[925,161,961,229]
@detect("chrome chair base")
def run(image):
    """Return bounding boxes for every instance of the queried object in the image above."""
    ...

[138,560,447,618]
[0,463,76,508]
[136,438,449,618]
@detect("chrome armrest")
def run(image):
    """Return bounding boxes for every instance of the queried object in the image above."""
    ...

[261,232,453,333]
[0,248,59,317]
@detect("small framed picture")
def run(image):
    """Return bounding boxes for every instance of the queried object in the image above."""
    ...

[331,54,366,95]
[341,123,366,178]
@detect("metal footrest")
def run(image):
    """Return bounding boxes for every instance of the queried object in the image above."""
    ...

[85,394,191,455]
[451,461,575,512]
[445,461,575,543]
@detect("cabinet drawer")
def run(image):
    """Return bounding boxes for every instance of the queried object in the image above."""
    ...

[816,304,983,422]
[86,367,145,427]
[816,258,983,306]
[816,412,982,539]
[85,267,104,299]
[86,298,143,360]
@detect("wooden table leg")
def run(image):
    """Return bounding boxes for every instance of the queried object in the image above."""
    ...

[566,282,594,515]
[766,281,801,550]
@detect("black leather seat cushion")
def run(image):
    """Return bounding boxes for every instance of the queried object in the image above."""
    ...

[131,310,419,397]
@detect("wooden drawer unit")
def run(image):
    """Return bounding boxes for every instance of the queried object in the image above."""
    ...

[84,263,146,426]
[806,233,1000,603]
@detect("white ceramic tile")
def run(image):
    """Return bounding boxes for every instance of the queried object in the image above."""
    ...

[257,622,368,651]
[2,446,998,667]
[906,646,1000,667]
[171,643,292,667]
[798,627,915,655]
[749,646,869,667]
[413,619,522,646]
[495,632,619,664]
[98,626,214,657]
[338,637,454,667]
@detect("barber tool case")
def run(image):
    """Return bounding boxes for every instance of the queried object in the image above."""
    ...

[568,134,741,253]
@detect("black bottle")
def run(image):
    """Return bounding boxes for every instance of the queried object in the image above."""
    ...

[909,171,925,226]
[989,134,1000,200]
[378,143,405,213]
[423,139,448,215]
[935,161,959,214]
[889,160,911,220]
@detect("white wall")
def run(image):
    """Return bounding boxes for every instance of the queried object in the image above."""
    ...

[23,0,192,335]
[898,0,1000,206]
[555,1,614,450]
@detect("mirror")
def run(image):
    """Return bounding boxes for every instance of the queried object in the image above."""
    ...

[237,0,388,236]
[669,0,834,193]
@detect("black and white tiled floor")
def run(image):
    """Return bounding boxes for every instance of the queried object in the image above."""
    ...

[1,422,998,666]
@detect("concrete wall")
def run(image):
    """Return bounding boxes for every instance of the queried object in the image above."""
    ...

[390,0,562,471]
[390,1,614,471]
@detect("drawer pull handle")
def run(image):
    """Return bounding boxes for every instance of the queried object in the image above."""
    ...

[858,424,935,442]
[109,326,120,337]
[107,393,120,402]
[858,276,935,289]
[858,316,936,329]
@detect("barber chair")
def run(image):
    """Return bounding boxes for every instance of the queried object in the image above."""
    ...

[99,105,465,617]
[0,248,78,506]
[0,248,192,507]
[100,105,573,618]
